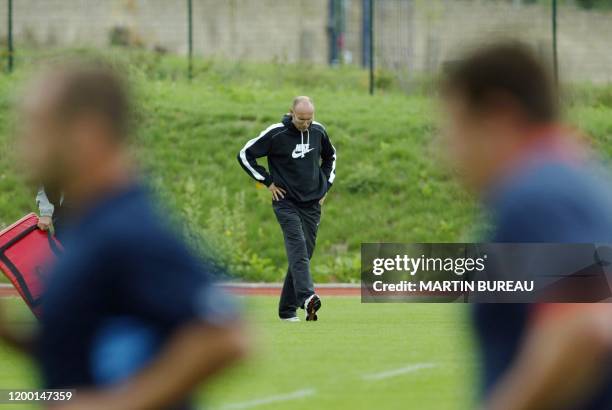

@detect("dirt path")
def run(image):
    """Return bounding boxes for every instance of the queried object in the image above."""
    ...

[0,283,361,298]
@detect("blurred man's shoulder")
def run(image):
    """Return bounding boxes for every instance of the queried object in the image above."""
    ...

[84,186,184,252]
[491,162,612,242]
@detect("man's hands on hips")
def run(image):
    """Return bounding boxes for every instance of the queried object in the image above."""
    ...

[268,183,286,201]
[38,215,53,231]
[268,183,328,204]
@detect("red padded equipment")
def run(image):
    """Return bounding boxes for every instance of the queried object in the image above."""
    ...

[0,213,62,318]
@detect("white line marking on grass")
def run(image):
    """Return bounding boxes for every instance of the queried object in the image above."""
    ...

[362,363,437,381]
[217,388,316,410]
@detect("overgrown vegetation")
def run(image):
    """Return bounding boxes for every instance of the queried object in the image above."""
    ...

[1,49,611,282]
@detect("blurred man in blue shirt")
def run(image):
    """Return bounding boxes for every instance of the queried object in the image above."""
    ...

[0,62,248,410]
[442,43,612,410]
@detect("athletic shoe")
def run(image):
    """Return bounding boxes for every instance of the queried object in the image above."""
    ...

[280,316,300,322]
[304,294,321,321]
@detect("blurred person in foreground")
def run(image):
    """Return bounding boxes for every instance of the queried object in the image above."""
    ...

[441,42,612,410]
[0,62,248,410]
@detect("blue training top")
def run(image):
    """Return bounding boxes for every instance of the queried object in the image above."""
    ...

[474,156,612,410]
[36,184,237,405]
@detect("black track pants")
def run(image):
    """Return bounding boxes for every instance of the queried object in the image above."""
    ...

[272,199,320,319]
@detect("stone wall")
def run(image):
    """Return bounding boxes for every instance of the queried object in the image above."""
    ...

[1,0,611,82]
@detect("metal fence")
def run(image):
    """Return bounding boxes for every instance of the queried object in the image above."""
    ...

[2,0,612,91]
[363,0,612,87]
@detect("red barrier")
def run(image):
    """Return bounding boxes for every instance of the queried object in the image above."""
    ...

[0,213,62,318]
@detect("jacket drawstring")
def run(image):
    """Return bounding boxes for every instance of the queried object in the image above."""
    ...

[303,129,310,158]
[299,129,310,158]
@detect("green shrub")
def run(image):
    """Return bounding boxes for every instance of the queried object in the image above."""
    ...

[2,50,611,282]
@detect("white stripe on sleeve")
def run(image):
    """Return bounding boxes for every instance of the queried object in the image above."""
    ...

[239,123,283,181]
[313,121,336,184]
[329,144,337,184]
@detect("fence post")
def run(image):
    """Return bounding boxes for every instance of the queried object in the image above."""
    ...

[368,0,374,95]
[7,0,14,73]
[187,0,193,80]
[552,0,558,86]
[328,0,338,65]
[361,0,369,68]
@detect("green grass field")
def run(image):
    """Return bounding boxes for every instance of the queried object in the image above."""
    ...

[0,49,480,283]
[1,49,612,409]
[0,296,477,410]
[2,50,612,281]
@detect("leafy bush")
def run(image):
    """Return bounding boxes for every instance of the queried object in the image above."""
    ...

[181,181,278,281]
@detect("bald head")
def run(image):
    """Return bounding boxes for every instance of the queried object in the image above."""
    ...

[292,96,314,110]
[290,96,315,131]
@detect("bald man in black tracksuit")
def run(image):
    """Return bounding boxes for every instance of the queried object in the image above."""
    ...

[238,97,336,321]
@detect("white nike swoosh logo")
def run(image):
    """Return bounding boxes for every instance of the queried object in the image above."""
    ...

[292,147,315,158]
